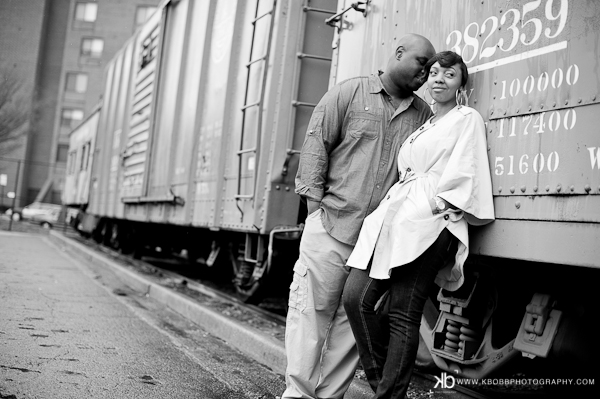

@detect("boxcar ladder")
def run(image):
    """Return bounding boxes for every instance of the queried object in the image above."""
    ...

[235,0,278,202]
[282,4,335,176]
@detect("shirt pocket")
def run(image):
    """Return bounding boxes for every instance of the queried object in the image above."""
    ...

[347,111,381,140]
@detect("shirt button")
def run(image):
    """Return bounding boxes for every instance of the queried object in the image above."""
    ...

[376,185,381,189]
[365,107,369,111]
[444,215,449,220]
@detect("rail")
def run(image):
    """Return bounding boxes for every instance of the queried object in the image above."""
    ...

[325,1,369,27]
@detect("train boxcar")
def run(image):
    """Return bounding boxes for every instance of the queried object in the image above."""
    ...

[63,105,99,208]
[63,105,100,230]
[328,0,599,379]
[82,0,336,298]
[66,0,599,380]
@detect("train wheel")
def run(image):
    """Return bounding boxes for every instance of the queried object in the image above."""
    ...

[230,247,265,304]
[234,277,264,304]
[132,243,144,260]
[101,221,113,247]
[92,219,106,243]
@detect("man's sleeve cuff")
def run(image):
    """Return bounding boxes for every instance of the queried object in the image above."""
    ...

[295,184,323,202]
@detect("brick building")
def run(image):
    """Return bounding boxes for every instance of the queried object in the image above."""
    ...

[0,0,160,209]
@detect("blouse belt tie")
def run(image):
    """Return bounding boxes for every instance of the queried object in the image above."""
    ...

[398,168,427,184]
[382,169,428,223]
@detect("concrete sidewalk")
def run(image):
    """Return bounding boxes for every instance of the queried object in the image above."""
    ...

[46,231,373,398]
[0,231,288,398]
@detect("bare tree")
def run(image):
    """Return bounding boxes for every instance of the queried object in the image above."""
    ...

[0,66,29,155]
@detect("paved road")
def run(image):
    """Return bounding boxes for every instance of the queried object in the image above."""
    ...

[0,232,285,398]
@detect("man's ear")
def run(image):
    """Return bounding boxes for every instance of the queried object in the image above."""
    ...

[395,46,404,60]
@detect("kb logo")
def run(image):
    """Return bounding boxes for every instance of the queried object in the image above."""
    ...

[433,372,456,389]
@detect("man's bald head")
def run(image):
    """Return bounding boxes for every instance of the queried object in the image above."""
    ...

[382,33,436,97]
[395,34,435,56]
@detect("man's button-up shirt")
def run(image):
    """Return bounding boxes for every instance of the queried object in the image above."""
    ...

[295,73,433,245]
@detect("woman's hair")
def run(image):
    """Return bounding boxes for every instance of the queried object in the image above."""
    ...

[424,51,468,87]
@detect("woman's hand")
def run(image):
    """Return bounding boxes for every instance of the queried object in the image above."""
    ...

[429,196,457,215]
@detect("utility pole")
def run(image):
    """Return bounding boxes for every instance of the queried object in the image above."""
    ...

[0,173,6,209]
[7,159,21,232]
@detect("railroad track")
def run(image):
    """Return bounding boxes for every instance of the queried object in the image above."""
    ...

[66,233,288,325]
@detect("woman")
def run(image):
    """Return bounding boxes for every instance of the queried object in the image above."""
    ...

[342,51,494,398]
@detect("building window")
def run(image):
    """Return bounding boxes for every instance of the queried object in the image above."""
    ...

[65,72,88,94]
[135,6,157,26]
[57,145,69,163]
[74,2,98,22]
[61,108,84,129]
[81,38,104,58]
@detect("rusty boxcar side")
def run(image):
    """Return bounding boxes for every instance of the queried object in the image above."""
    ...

[113,0,335,232]
[329,0,598,378]
[332,0,600,268]
[78,0,337,298]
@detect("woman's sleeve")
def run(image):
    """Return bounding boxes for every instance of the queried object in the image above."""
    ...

[436,109,495,226]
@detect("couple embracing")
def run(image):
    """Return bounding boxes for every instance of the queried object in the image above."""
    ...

[281,34,494,399]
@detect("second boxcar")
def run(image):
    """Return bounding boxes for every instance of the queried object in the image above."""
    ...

[84,0,337,299]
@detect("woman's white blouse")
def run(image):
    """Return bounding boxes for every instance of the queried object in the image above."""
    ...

[346,105,495,291]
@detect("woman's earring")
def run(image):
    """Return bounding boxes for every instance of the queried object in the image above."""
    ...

[456,88,469,107]
[425,87,437,113]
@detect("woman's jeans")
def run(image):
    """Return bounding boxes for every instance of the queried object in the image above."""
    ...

[343,228,457,399]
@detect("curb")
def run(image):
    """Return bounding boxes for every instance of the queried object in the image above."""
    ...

[49,231,372,398]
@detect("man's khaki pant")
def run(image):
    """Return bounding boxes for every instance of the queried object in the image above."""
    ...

[282,209,359,399]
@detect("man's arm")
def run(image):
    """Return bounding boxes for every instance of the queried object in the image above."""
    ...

[306,199,321,215]
[295,83,347,210]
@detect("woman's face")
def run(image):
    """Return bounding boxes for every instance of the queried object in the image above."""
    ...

[427,62,463,106]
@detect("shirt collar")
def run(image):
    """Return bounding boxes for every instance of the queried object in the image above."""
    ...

[368,71,385,94]
[370,70,415,106]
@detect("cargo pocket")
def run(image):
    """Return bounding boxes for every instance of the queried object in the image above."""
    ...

[288,261,308,312]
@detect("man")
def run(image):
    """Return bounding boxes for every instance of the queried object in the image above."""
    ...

[283,34,436,399]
